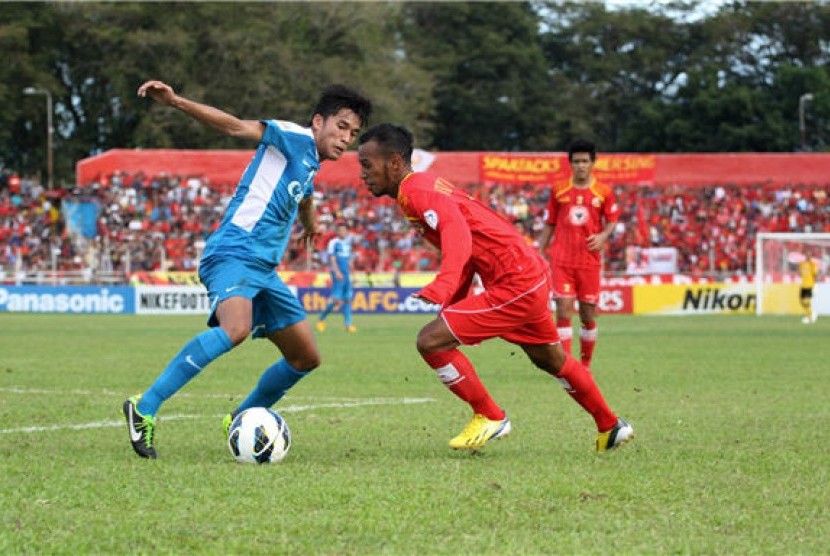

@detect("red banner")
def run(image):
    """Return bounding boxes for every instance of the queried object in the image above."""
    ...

[480,153,567,184]
[479,153,656,186]
[592,154,656,185]
[597,286,633,314]
[79,149,830,190]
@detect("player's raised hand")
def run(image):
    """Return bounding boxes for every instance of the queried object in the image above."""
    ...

[137,80,176,106]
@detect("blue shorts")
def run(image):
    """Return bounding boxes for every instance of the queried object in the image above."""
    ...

[330,274,353,301]
[199,255,306,339]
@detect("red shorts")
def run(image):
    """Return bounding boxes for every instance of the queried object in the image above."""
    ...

[441,273,559,346]
[551,262,601,304]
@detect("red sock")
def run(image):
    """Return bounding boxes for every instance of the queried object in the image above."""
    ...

[580,320,598,368]
[557,318,572,355]
[422,350,505,421]
[555,355,617,432]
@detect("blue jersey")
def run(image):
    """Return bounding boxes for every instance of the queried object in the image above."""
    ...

[327,236,352,277]
[202,119,320,266]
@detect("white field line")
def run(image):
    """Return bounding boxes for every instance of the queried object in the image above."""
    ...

[0,386,392,401]
[0,397,436,435]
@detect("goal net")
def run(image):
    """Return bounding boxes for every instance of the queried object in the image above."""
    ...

[755,232,830,315]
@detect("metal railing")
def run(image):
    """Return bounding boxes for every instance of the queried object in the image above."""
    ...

[0,269,128,286]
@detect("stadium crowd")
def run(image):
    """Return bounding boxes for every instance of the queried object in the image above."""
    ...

[1,167,828,282]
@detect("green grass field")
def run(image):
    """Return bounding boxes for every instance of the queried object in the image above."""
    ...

[1,313,828,554]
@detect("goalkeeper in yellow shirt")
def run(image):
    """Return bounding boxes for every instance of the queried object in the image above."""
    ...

[798,253,820,324]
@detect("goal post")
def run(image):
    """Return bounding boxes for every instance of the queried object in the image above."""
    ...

[755,232,830,315]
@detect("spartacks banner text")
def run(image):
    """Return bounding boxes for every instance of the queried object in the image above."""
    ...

[479,154,656,185]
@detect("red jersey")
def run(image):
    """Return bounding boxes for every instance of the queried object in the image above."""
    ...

[398,172,546,306]
[544,177,619,268]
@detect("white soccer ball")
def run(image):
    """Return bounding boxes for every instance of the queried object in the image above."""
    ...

[227,407,291,464]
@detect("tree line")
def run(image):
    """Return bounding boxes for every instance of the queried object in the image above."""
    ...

[2,1,828,188]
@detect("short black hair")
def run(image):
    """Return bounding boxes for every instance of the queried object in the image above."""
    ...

[358,123,414,164]
[568,138,596,162]
[312,84,373,127]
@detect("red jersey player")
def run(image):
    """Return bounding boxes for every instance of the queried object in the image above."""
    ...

[538,139,619,369]
[357,124,633,452]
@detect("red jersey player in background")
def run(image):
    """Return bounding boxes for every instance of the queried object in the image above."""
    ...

[538,139,619,369]
[358,123,633,452]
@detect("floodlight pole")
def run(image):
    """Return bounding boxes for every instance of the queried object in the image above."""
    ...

[799,93,814,152]
[23,86,54,189]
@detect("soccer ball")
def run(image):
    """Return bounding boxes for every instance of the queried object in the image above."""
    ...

[227,407,291,464]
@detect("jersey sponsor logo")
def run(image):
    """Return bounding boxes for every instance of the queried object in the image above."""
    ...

[287,180,304,203]
[568,205,589,226]
[424,209,439,230]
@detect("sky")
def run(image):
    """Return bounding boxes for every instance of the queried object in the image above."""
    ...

[605,0,730,21]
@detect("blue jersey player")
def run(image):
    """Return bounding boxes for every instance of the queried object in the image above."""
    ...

[123,79,372,459]
[316,222,356,332]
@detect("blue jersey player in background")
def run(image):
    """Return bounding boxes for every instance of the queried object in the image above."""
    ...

[316,222,356,332]
[123,79,372,459]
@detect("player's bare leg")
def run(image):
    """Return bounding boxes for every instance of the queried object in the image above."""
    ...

[215,296,254,346]
[226,320,321,436]
[255,320,322,395]
[267,320,321,370]
[578,301,598,368]
[521,342,633,452]
[416,318,511,449]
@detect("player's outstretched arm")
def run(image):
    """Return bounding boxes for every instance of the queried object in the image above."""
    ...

[137,80,264,142]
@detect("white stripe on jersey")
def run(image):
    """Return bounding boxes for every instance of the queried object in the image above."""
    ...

[276,120,314,137]
[231,145,287,232]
